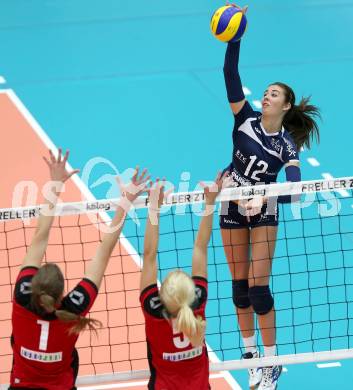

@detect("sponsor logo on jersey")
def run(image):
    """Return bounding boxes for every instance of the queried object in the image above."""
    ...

[69,290,85,306]
[20,281,32,295]
[231,170,251,187]
[163,346,203,361]
[271,138,282,153]
[283,138,297,157]
[149,296,162,310]
[195,286,202,299]
[20,347,62,363]
[253,123,262,134]
[235,150,247,165]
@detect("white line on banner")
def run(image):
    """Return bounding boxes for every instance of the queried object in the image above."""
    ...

[1,176,353,221]
[322,173,349,197]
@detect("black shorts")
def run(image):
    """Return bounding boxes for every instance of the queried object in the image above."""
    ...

[219,200,279,229]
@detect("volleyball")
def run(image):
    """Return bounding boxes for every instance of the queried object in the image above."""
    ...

[210,5,247,43]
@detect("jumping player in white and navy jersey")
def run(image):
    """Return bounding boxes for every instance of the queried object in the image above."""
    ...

[219,5,320,390]
[140,174,226,390]
[10,149,149,390]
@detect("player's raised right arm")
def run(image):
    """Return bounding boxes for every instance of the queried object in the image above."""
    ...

[223,5,248,115]
[85,167,150,289]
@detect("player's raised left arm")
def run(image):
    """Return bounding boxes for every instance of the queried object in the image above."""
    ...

[140,179,165,292]
[192,172,227,278]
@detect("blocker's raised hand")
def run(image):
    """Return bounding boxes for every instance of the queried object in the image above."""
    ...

[43,148,79,183]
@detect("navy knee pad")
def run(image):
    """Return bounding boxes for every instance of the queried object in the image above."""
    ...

[248,285,274,315]
[232,279,251,309]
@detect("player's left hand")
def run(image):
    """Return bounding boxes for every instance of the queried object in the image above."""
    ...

[200,171,229,206]
[43,149,80,183]
[148,178,166,210]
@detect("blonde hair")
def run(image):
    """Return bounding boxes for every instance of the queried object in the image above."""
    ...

[31,263,101,335]
[160,270,206,347]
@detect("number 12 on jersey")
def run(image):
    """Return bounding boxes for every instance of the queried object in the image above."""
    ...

[244,155,268,181]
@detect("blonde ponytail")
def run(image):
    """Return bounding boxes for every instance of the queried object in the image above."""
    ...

[160,270,206,347]
[176,304,206,347]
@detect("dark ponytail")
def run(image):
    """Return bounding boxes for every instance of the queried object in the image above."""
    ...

[272,82,321,150]
[31,263,102,335]
[55,308,102,335]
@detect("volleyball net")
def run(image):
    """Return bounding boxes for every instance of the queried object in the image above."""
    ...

[1,176,353,386]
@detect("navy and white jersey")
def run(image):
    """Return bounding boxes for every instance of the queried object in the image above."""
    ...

[227,101,299,186]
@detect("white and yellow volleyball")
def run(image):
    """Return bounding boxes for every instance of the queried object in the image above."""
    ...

[210,5,248,43]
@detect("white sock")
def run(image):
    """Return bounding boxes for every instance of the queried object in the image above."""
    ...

[263,345,276,357]
[243,335,257,353]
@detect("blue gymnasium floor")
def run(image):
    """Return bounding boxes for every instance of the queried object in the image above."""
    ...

[1,1,353,388]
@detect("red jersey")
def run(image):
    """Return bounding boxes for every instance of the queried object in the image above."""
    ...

[140,276,210,390]
[10,266,98,390]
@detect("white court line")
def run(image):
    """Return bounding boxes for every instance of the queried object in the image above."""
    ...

[252,100,262,109]
[243,86,251,95]
[317,362,341,368]
[321,173,350,197]
[307,157,320,167]
[3,88,141,267]
[0,76,6,84]
[1,89,241,390]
